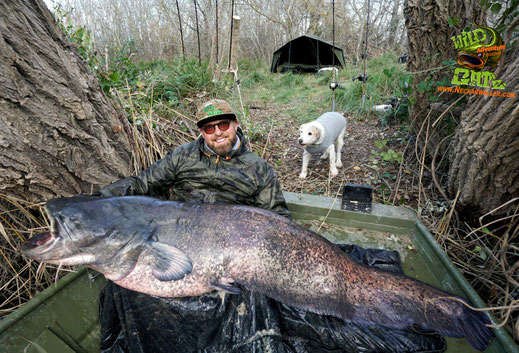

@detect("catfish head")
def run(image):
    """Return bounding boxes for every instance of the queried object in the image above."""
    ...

[22,196,143,267]
[21,196,193,282]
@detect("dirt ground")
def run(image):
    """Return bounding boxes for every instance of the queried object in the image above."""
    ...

[242,102,412,205]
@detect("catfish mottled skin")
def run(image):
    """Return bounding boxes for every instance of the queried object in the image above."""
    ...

[21,196,493,351]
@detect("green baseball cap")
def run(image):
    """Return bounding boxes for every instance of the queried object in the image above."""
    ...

[197,99,237,127]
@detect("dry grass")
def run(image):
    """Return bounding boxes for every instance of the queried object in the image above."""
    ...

[114,82,204,172]
[0,195,67,316]
[408,101,519,341]
[425,200,519,339]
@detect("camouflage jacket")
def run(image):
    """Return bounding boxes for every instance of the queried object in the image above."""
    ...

[94,129,291,217]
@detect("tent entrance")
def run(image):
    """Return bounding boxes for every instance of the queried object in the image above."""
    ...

[270,34,345,73]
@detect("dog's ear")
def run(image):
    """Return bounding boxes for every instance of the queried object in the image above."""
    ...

[313,126,321,140]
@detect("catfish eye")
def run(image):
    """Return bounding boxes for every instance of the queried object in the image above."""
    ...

[69,215,81,224]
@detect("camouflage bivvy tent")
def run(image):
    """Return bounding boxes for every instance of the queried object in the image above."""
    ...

[270,34,346,73]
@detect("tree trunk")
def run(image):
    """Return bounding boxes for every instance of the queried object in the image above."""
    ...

[229,16,240,73]
[0,0,132,203]
[448,43,519,215]
[403,0,481,131]
[387,0,400,48]
[405,0,518,214]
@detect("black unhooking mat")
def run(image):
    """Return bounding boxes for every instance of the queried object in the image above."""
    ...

[99,244,447,353]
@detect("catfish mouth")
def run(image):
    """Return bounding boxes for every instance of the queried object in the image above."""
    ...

[21,202,62,257]
[21,229,59,255]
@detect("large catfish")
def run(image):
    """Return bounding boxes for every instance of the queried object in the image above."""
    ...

[22,196,493,351]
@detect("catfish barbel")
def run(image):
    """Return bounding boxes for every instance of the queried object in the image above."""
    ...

[21,196,494,351]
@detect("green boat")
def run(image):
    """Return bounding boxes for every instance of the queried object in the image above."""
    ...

[1,192,517,353]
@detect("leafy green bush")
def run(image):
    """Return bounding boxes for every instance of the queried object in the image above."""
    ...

[134,59,216,105]
[53,5,98,70]
[53,6,140,95]
[335,52,411,123]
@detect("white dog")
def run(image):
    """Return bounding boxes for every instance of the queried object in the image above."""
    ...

[298,112,347,179]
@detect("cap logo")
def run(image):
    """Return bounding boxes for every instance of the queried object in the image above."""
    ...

[203,104,224,117]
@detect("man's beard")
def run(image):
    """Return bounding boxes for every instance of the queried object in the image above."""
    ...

[210,136,237,156]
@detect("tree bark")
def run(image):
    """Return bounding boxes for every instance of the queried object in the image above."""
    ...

[387,0,400,48]
[0,0,132,203]
[403,0,481,131]
[405,0,518,214]
[448,43,519,215]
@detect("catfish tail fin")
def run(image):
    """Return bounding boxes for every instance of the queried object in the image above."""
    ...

[430,299,493,351]
[348,290,494,351]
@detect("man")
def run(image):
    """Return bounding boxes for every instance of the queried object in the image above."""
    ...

[94,98,290,218]
[96,99,291,352]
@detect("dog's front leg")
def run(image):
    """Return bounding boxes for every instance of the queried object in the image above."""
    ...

[299,150,311,179]
[326,144,338,177]
[335,127,346,168]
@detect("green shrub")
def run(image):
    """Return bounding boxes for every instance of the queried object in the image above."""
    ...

[131,58,217,105]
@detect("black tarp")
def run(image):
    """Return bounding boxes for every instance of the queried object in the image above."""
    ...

[270,35,346,73]
[99,244,446,353]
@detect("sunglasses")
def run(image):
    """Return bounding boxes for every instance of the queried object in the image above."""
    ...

[201,120,232,134]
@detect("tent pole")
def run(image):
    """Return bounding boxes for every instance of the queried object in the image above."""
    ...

[317,39,320,70]
[288,41,291,72]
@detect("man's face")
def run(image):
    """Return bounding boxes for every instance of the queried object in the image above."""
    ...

[200,119,238,156]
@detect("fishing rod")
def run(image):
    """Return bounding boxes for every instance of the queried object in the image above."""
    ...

[331,0,337,111]
[228,0,235,70]
[225,1,245,121]
[361,0,370,105]
[329,0,343,112]
[215,0,219,66]
[352,0,370,104]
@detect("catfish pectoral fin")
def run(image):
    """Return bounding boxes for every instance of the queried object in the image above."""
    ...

[145,242,193,281]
